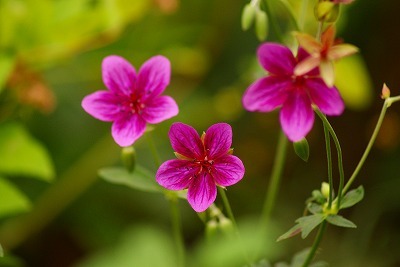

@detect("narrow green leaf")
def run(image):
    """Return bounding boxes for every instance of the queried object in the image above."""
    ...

[0,123,54,181]
[0,176,31,219]
[296,214,325,239]
[277,224,302,242]
[307,203,323,214]
[99,166,161,193]
[293,138,309,162]
[326,214,357,228]
[340,185,364,209]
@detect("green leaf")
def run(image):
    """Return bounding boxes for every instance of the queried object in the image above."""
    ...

[296,214,325,239]
[293,138,309,162]
[326,214,357,228]
[277,224,302,242]
[340,185,364,209]
[0,243,3,257]
[99,166,162,193]
[307,203,323,214]
[0,53,15,93]
[0,123,54,181]
[0,176,31,219]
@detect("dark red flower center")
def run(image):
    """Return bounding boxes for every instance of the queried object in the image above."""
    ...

[125,94,145,115]
[194,156,214,174]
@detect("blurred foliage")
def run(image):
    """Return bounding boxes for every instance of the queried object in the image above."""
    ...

[0,0,399,266]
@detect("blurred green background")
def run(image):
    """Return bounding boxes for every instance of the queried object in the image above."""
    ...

[1,0,400,266]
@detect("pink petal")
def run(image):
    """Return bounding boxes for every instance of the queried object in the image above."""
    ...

[156,159,199,190]
[294,56,321,76]
[169,123,204,159]
[187,172,217,212]
[111,114,146,147]
[212,155,245,187]
[306,78,345,116]
[137,55,171,100]
[280,91,314,142]
[296,48,319,76]
[243,76,290,112]
[81,91,121,121]
[102,56,137,96]
[204,123,232,159]
[142,96,179,124]
[257,43,296,75]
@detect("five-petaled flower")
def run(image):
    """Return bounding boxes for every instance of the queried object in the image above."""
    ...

[156,122,245,212]
[82,55,179,147]
[242,43,344,142]
[294,25,358,87]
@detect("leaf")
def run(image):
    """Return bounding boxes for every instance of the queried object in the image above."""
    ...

[0,53,15,93]
[99,166,161,193]
[307,203,323,214]
[326,214,357,228]
[277,224,302,242]
[290,248,329,267]
[0,123,54,181]
[0,176,31,219]
[296,214,325,239]
[340,185,364,209]
[293,138,309,162]
[0,243,3,257]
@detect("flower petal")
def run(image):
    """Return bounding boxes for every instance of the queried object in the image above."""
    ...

[306,78,345,116]
[137,55,171,100]
[156,159,199,190]
[294,56,321,76]
[294,32,321,55]
[243,76,290,112]
[142,96,179,124]
[328,44,358,60]
[81,91,121,121]
[257,43,296,75]
[169,122,204,159]
[204,123,232,159]
[187,172,217,212]
[213,155,245,187]
[319,60,335,88]
[111,114,146,147]
[102,55,137,96]
[280,91,314,142]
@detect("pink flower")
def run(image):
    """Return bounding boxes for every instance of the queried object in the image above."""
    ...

[82,55,179,147]
[242,43,344,142]
[156,122,245,212]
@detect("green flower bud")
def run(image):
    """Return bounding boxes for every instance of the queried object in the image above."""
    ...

[241,3,256,31]
[205,219,219,240]
[321,182,330,199]
[219,217,234,236]
[293,138,310,162]
[255,9,268,41]
[121,146,136,172]
[315,1,340,23]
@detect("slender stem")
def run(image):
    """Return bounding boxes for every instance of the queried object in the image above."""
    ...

[218,187,238,228]
[323,122,334,208]
[299,0,309,31]
[260,130,288,225]
[315,109,345,208]
[301,221,328,267]
[279,0,300,31]
[263,0,284,43]
[146,132,161,167]
[316,21,324,41]
[170,197,185,267]
[342,96,400,194]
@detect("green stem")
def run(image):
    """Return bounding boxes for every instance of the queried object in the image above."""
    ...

[278,0,300,31]
[263,0,284,43]
[218,187,238,228]
[170,197,185,267]
[301,221,328,267]
[316,21,324,41]
[315,109,345,209]
[342,96,400,194]
[299,0,309,30]
[146,132,161,167]
[323,122,334,208]
[260,130,288,225]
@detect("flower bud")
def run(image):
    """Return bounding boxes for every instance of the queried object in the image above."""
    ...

[321,182,330,199]
[241,3,256,31]
[205,219,219,240]
[381,83,391,99]
[121,146,136,172]
[219,217,235,236]
[293,138,310,162]
[255,9,268,41]
[315,1,340,23]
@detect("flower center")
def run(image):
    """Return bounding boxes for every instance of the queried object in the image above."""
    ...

[126,94,145,115]
[195,156,214,174]
[293,75,306,87]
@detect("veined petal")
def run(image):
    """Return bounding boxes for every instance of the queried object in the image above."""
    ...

[102,55,137,96]
[294,56,321,76]
[169,122,204,159]
[280,91,314,142]
[81,91,121,121]
[204,123,232,159]
[243,76,290,112]
[328,44,359,60]
[257,43,296,75]
[213,155,245,187]
[187,172,217,212]
[294,32,321,55]
[307,78,345,116]
[319,60,335,88]
[142,96,179,124]
[111,114,146,147]
[297,48,319,76]
[156,159,199,190]
[138,55,171,100]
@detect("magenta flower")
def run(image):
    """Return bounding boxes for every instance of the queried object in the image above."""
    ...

[82,55,179,147]
[156,122,245,212]
[242,43,344,142]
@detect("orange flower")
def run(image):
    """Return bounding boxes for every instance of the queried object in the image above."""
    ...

[294,26,358,87]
